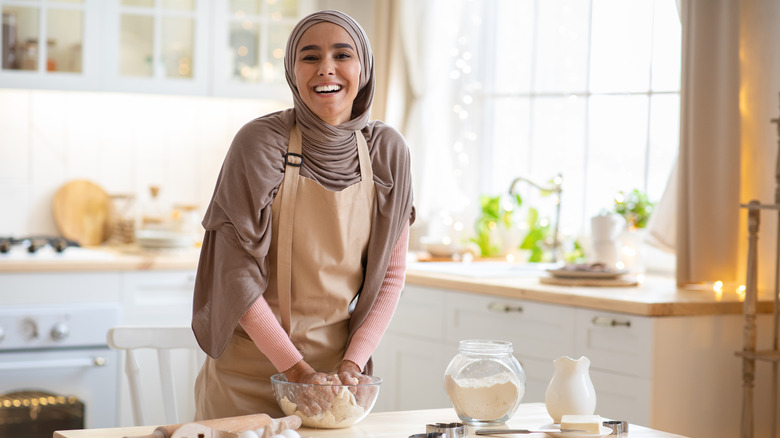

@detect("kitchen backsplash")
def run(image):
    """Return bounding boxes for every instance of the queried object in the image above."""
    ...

[0,88,290,237]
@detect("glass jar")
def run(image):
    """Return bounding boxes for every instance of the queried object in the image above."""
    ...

[444,339,526,425]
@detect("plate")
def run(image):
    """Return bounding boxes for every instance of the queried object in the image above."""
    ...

[136,230,193,249]
[541,424,613,438]
[547,268,628,279]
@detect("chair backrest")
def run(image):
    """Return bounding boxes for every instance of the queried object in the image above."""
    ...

[106,326,201,426]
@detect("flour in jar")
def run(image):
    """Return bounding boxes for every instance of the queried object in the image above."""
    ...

[445,372,520,421]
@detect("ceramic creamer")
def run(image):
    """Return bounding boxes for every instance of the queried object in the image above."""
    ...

[544,355,597,423]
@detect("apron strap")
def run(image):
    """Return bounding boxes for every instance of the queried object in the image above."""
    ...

[276,126,303,334]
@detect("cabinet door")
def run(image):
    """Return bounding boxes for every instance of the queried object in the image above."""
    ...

[372,332,452,412]
[574,308,653,378]
[120,269,196,324]
[0,0,101,90]
[103,0,209,95]
[210,0,314,99]
[444,291,576,361]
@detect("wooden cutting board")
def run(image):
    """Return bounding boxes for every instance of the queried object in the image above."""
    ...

[52,179,112,246]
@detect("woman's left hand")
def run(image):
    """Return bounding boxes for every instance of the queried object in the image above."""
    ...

[338,360,374,406]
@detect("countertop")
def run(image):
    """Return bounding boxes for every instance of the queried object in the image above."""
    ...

[53,403,688,437]
[405,261,773,317]
[0,245,201,273]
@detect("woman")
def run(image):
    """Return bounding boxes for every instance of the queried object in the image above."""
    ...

[191,10,415,420]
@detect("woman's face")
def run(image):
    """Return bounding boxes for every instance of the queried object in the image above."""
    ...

[294,22,361,126]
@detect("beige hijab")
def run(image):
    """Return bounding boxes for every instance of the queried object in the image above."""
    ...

[192,10,415,359]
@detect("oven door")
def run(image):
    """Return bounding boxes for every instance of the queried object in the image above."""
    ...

[0,346,118,431]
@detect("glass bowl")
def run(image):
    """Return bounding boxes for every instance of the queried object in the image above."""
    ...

[270,373,382,429]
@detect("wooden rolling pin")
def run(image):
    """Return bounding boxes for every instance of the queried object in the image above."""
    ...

[125,413,302,438]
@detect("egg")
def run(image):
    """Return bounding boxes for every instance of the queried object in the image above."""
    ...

[237,431,259,438]
[280,430,301,438]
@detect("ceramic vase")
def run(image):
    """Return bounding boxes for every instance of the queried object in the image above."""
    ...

[544,356,597,423]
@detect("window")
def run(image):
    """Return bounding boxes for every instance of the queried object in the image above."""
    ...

[420,0,680,262]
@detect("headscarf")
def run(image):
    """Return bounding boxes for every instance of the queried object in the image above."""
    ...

[192,10,415,359]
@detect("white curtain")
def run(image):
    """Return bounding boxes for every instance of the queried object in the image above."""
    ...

[674,0,742,286]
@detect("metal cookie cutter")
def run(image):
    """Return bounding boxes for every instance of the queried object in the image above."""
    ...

[603,420,629,435]
[425,422,468,438]
[409,434,443,438]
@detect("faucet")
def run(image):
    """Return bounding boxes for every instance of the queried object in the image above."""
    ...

[508,173,563,262]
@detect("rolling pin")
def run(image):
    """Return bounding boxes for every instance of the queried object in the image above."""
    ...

[124,413,302,438]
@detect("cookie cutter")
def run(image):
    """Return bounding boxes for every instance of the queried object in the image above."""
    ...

[425,422,468,438]
[603,420,629,435]
[409,434,443,438]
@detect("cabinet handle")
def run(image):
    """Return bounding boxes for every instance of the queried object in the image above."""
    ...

[488,302,524,313]
[591,316,631,327]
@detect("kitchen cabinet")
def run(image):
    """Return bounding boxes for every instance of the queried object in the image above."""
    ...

[0,0,315,97]
[372,283,775,438]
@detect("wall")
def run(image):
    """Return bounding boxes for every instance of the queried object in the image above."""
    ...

[0,88,289,237]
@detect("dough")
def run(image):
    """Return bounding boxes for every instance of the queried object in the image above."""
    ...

[280,387,366,428]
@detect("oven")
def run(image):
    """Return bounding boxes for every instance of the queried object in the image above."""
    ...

[0,235,121,437]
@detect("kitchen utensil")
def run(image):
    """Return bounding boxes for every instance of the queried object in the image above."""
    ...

[52,179,112,246]
[540,425,614,438]
[124,413,301,438]
[601,420,628,435]
[135,229,193,249]
[270,373,382,429]
[475,428,584,435]
[426,422,467,437]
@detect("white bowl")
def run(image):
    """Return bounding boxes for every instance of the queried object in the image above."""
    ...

[420,236,459,258]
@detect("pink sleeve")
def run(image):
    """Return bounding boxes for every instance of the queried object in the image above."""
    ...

[239,296,302,372]
[343,221,409,369]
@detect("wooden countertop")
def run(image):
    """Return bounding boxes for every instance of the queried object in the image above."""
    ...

[54,404,688,437]
[0,245,200,273]
[405,262,773,317]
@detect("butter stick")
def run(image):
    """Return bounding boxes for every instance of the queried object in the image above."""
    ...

[561,414,602,434]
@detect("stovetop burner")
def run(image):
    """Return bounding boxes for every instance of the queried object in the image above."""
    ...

[0,236,80,254]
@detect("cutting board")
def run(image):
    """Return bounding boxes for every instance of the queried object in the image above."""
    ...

[52,179,112,246]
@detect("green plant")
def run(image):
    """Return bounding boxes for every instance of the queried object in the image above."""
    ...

[518,207,550,262]
[613,189,655,229]
[471,193,522,257]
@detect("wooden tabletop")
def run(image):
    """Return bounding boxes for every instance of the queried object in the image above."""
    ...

[54,403,688,437]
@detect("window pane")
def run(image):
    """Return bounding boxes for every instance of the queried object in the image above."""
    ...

[229,20,259,82]
[51,0,83,3]
[123,0,154,7]
[2,6,38,71]
[266,0,298,20]
[531,96,587,234]
[230,0,261,16]
[120,14,154,77]
[47,8,82,72]
[163,0,194,11]
[647,93,679,200]
[534,0,590,93]
[651,0,681,91]
[589,0,654,93]
[587,95,649,215]
[263,22,292,84]
[490,97,531,192]
[492,0,534,93]
[162,16,194,78]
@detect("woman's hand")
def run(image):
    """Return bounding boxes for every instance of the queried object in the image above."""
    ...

[283,360,339,417]
[337,360,373,406]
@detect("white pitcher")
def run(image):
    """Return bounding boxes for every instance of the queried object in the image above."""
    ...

[544,356,597,423]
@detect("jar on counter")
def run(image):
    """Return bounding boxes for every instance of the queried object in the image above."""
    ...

[444,339,526,425]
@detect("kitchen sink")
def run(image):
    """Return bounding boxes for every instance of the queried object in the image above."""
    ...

[408,261,561,278]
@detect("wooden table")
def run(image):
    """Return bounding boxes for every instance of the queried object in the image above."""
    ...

[54,403,688,437]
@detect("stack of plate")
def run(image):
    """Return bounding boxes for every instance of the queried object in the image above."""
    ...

[542,264,636,287]
[135,230,193,250]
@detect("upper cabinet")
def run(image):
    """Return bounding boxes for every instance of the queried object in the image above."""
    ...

[0,0,316,97]
[0,0,101,90]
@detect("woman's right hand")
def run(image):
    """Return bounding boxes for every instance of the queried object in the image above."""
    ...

[283,360,340,417]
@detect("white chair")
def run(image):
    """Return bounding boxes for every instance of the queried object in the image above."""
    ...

[106,326,202,426]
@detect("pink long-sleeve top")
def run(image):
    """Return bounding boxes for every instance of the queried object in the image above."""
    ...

[239,221,410,372]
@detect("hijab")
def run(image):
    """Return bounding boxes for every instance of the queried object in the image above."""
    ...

[192,10,415,359]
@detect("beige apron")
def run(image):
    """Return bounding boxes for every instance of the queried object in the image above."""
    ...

[194,126,375,420]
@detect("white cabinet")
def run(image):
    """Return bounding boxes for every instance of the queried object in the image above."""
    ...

[373,284,774,438]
